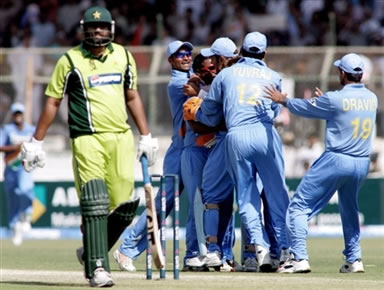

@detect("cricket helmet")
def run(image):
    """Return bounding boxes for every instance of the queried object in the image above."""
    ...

[80,6,115,46]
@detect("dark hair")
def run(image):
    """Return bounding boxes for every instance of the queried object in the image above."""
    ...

[227,55,241,67]
[191,53,215,84]
[240,47,265,60]
[192,53,207,73]
[345,71,363,82]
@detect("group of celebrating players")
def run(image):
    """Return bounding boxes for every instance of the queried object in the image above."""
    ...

[18,5,377,287]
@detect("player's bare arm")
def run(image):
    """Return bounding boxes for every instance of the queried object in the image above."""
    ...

[34,97,62,140]
[184,83,199,97]
[0,144,21,153]
[126,88,158,166]
[264,86,288,105]
[21,96,60,172]
[125,89,150,136]
[184,75,201,96]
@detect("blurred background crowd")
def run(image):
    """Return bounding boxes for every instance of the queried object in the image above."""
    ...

[1,0,384,48]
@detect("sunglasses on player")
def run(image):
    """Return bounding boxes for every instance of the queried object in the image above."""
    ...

[174,51,192,59]
[202,65,216,73]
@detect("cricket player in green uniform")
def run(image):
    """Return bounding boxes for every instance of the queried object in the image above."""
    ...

[21,6,158,287]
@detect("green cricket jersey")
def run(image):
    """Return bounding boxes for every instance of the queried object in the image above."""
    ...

[45,42,137,138]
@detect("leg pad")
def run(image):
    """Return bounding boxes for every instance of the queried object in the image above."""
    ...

[81,179,110,279]
[107,197,140,250]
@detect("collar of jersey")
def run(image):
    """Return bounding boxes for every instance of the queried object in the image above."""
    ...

[238,57,266,67]
[171,68,191,78]
[344,83,365,89]
[80,42,114,61]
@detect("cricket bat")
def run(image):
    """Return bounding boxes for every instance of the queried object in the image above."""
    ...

[140,155,165,269]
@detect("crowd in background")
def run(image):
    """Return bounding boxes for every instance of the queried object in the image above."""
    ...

[1,0,384,48]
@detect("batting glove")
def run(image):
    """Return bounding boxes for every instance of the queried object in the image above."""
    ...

[137,133,159,167]
[21,137,46,172]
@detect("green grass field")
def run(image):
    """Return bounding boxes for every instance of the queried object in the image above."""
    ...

[1,237,383,290]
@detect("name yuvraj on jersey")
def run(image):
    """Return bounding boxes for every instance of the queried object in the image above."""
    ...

[88,73,122,88]
[232,67,272,80]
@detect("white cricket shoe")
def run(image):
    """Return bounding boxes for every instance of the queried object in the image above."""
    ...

[21,221,31,232]
[339,259,364,273]
[89,267,114,287]
[205,252,222,267]
[76,247,84,265]
[256,245,273,272]
[271,249,291,271]
[243,257,258,272]
[185,256,206,268]
[113,249,136,272]
[220,260,234,272]
[277,259,311,273]
[20,213,32,232]
[12,222,23,246]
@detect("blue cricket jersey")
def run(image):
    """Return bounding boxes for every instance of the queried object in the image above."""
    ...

[194,57,290,251]
[286,83,378,157]
[196,57,282,128]
[0,122,35,169]
[167,69,190,148]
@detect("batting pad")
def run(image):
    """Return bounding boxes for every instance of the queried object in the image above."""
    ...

[80,179,110,278]
[107,197,140,250]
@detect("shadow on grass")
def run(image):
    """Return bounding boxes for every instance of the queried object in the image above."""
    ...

[0,281,87,288]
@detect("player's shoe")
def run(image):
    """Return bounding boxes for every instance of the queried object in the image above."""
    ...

[20,213,32,233]
[205,251,222,267]
[277,259,311,273]
[21,221,32,233]
[183,256,209,271]
[89,267,114,287]
[220,260,234,272]
[243,257,258,272]
[11,222,23,246]
[76,247,84,265]
[271,259,280,272]
[279,248,291,265]
[273,248,292,270]
[256,245,273,272]
[113,249,136,272]
[339,259,364,273]
[185,256,206,267]
[232,260,244,272]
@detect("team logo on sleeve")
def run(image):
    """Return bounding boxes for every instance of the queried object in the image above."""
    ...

[89,73,122,87]
[309,97,317,106]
